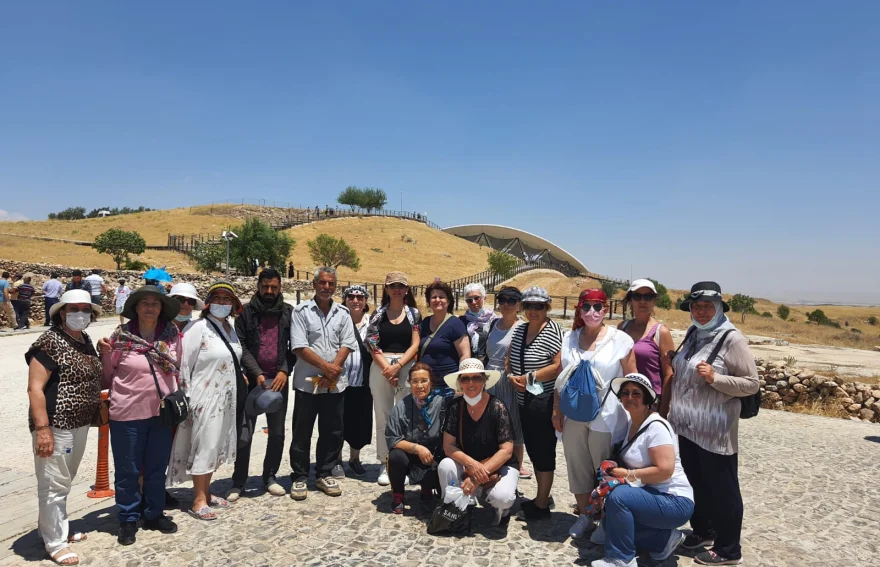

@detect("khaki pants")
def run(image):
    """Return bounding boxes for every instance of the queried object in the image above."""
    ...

[0,301,14,328]
[562,419,613,495]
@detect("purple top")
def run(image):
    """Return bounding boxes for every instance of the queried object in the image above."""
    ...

[632,323,662,394]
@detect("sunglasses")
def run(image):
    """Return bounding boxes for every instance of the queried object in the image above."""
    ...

[387,283,407,290]
[523,303,547,311]
[459,375,486,384]
[65,306,93,314]
[173,296,197,307]
[619,389,644,399]
[580,303,604,312]
[346,294,366,301]
[631,292,657,302]
[465,297,483,304]
[496,297,518,306]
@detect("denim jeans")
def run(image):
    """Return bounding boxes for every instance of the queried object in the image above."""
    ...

[110,417,173,523]
[603,484,695,562]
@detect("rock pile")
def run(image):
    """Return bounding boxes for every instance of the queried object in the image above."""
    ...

[757,358,880,423]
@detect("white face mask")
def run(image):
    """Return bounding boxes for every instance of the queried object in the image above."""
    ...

[175,313,192,322]
[462,392,483,406]
[209,304,232,318]
[65,312,91,331]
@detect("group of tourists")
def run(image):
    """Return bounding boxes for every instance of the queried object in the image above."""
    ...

[25,265,759,567]
[0,269,109,332]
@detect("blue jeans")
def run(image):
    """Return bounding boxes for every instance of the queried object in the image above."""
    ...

[43,297,59,326]
[604,484,695,562]
[109,417,173,523]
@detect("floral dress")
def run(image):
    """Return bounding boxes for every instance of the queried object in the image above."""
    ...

[167,317,242,484]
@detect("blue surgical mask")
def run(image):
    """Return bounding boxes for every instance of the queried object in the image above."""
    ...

[209,304,232,318]
[175,313,192,323]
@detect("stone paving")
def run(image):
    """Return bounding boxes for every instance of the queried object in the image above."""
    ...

[3,407,879,566]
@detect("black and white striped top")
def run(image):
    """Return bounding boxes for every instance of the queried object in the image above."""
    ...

[509,319,564,403]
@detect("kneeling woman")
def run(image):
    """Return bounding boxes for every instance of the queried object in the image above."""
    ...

[439,359,519,526]
[384,363,444,514]
[591,374,694,567]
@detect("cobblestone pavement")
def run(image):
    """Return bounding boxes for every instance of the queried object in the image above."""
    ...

[4,409,879,566]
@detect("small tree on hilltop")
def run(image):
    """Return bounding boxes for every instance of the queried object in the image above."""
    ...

[729,294,756,323]
[229,217,295,275]
[92,228,146,270]
[192,242,225,274]
[337,186,362,210]
[601,280,619,299]
[487,250,519,280]
[307,234,361,271]
[647,279,673,310]
[777,304,790,321]
[362,188,388,212]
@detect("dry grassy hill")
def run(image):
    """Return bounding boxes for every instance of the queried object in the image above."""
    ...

[499,271,603,297]
[283,216,488,285]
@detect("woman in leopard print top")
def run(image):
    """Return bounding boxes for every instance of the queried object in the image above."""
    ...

[26,289,102,566]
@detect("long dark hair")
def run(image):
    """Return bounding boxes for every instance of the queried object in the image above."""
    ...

[381,287,417,309]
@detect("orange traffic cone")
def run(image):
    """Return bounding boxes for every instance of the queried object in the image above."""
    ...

[88,390,115,498]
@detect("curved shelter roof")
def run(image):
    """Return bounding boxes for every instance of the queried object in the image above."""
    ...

[442,224,588,275]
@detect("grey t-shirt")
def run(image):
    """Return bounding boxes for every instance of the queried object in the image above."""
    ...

[486,320,522,372]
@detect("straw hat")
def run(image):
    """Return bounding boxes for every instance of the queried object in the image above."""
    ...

[443,358,502,391]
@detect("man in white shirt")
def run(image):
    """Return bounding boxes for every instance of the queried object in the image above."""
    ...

[41,272,64,326]
[289,267,357,501]
[84,269,106,309]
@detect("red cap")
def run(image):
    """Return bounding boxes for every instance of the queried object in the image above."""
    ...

[577,289,607,309]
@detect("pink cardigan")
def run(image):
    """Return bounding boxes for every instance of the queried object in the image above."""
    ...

[102,335,181,422]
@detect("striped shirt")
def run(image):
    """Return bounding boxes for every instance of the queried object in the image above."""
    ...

[509,319,563,403]
[342,321,369,387]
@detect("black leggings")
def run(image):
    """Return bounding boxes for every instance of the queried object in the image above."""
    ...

[387,448,438,494]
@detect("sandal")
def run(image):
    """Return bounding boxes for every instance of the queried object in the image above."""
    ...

[209,495,230,509]
[187,506,217,521]
[51,550,79,565]
[67,532,87,543]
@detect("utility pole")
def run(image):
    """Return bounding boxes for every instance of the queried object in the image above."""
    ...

[221,230,238,278]
[400,191,403,212]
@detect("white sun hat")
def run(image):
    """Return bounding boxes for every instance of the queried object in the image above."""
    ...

[169,282,205,310]
[443,358,502,391]
[627,279,657,294]
[50,289,101,318]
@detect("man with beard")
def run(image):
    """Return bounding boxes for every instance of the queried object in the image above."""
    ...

[229,268,296,501]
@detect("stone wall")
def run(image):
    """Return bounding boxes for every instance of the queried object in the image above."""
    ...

[757,358,880,423]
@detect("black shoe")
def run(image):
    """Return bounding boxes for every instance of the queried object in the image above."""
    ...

[143,514,178,534]
[694,550,743,565]
[117,521,137,546]
[348,459,367,477]
[515,499,551,521]
[683,533,716,550]
[164,490,179,510]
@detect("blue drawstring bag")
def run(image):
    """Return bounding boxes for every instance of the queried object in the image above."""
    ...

[559,360,611,422]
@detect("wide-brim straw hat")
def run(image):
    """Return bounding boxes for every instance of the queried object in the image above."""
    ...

[443,358,502,391]
[49,290,102,318]
[121,285,181,321]
[169,282,205,311]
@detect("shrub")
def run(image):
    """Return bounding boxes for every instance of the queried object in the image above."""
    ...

[192,241,225,274]
[647,279,672,310]
[123,258,149,271]
[601,281,619,299]
[487,250,519,280]
[761,311,773,318]
[868,316,878,326]
[852,328,862,334]
[777,304,790,320]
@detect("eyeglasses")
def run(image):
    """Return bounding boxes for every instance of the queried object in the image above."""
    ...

[496,297,518,306]
[346,295,365,301]
[173,296,197,306]
[459,375,486,384]
[387,283,407,290]
[65,306,92,314]
[580,303,604,312]
[523,303,546,311]
[619,389,643,399]
[465,297,483,304]
[631,292,657,302]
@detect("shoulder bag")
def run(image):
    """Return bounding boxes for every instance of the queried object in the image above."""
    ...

[419,313,452,359]
[146,356,188,428]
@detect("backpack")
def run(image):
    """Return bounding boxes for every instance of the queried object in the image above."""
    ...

[687,329,760,420]
[558,360,612,423]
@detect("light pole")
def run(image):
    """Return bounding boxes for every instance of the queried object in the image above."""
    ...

[400,191,403,212]
[221,230,238,278]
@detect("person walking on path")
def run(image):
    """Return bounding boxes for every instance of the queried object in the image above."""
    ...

[13,275,36,330]
[64,271,90,293]
[84,270,105,307]
[41,273,64,327]
[26,290,102,566]
[113,279,132,325]
[667,281,759,566]
[366,272,422,485]
[0,271,15,330]
[229,268,295,500]
[288,267,357,500]
[167,281,245,521]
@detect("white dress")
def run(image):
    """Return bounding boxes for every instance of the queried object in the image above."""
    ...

[167,316,242,484]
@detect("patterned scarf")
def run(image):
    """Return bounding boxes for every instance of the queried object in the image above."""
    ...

[109,319,180,375]
[463,306,495,337]
[413,390,438,428]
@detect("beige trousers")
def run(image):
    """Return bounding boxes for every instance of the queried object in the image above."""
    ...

[561,419,613,495]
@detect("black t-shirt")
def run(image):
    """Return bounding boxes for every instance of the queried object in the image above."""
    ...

[378,314,412,353]
[443,395,518,468]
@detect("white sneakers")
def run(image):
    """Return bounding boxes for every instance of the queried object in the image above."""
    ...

[377,465,390,486]
[266,481,287,497]
[226,487,242,503]
[569,514,593,539]
[590,558,636,567]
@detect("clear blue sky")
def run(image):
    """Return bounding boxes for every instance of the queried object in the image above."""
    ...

[1,1,878,304]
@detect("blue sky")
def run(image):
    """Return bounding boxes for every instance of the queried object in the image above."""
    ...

[1,1,878,303]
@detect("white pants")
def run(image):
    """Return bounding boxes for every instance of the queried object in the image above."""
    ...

[437,458,518,513]
[561,419,612,495]
[370,355,413,462]
[32,426,90,556]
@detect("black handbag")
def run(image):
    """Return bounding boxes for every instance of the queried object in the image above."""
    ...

[146,356,189,428]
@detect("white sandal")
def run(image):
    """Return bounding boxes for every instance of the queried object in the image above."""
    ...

[51,550,79,565]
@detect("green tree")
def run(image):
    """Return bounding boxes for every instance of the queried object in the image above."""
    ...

[777,304,790,321]
[92,228,146,270]
[50,206,86,220]
[307,234,361,270]
[647,279,673,310]
[601,281,619,299]
[229,217,295,274]
[868,316,878,326]
[192,242,225,274]
[337,186,363,210]
[487,250,519,280]
[362,188,388,212]
[729,294,757,323]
